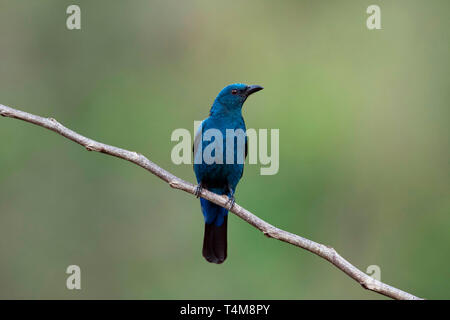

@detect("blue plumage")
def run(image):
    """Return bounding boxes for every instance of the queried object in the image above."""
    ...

[193,83,263,263]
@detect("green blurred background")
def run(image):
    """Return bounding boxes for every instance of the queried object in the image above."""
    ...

[0,0,448,299]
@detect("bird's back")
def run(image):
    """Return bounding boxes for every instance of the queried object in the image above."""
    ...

[193,114,246,192]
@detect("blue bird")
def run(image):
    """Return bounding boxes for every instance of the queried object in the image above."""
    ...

[193,83,263,263]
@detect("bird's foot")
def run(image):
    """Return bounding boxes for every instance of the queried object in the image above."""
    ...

[194,183,203,198]
[226,186,236,210]
[226,195,235,210]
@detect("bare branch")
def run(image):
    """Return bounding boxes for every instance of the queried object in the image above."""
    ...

[0,104,423,300]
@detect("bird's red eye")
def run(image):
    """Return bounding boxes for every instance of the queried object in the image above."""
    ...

[231,89,238,95]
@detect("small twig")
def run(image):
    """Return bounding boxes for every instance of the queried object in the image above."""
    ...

[0,104,423,300]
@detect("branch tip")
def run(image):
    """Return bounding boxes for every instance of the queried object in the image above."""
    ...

[85,144,101,152]
[169,180,181,189]
[263,231,272,238]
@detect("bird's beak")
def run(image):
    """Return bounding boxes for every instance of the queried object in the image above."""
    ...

[245,85,264,96]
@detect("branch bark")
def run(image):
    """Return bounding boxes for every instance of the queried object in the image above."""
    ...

[0,104,423,300]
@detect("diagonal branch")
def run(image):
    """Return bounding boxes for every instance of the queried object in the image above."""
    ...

[0,104,423,300]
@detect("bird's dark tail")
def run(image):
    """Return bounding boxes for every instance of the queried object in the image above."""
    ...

[202,215,227,264]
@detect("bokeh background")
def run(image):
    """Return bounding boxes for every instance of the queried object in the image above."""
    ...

[0,0,448,299]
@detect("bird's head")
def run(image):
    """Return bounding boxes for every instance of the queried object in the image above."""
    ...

[213,83,263,112]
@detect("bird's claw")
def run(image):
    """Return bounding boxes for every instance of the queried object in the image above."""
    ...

[194,184,203,198]
[227,195,235,210]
